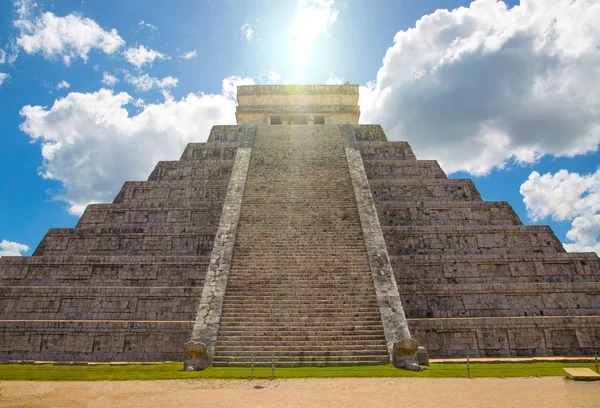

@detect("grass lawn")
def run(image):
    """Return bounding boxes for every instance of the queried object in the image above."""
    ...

[0,362,597,381]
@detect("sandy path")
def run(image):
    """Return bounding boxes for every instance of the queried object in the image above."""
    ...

[0,377,599,408]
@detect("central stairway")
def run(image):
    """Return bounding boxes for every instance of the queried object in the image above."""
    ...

[212,125,390,366]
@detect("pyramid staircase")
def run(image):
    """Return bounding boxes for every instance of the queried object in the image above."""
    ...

[212,125,389,366]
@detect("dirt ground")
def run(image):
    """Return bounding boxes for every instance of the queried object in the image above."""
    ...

[0,377,599,408]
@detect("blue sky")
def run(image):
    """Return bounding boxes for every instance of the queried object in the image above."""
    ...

[0,0,599,256]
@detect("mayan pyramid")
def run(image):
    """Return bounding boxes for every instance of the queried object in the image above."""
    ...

[1,84,598,367]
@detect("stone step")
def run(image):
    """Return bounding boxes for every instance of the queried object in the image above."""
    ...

[221,299,380,306]
[216,336,386,343]
[213,359,388,367]
[391,253,600,284]
[400,281,600,319]
[376,200,521,227]
[219,307,379,314]
[178,141,239,161]
[357,142,416,160]
[217,328,385,336]
[0,286,202,321]
[0,255,209,287]
[148,160,234,182]
[202,125,243,144]
[352,126,393,142]
[34,227,216,256]
[383,225,564,255]
[214,349,388,357]
[219,318,383,325]
[369,178,482,202]
[113,184,229,205]
[0,319,193,362]
[78,206,223,228]
[219,320,384,328]
[408,315,600,358]
[363,159,446,179]
[213,354,389,363]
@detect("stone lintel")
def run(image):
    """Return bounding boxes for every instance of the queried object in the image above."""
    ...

[340,124,416,363]
[237,84,359,95]
[186,125,256,368]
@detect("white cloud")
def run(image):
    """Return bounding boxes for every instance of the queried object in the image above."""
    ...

[221,75,254,100]
[56,80,70,89]
[288,0,339,63]
[255,71,282,84]
[19,83,238,215]
[268,72,281,83]
[124,45,167,69]
[102,71,118,87]
[138,20,157,31]
[14,4,125,65]
[0,49,6,64]
[325,75,343,85]
[241,23,253,40]
[520,169,600,254]
[180,49,197,60]
[0,239,29,257]
[0,73,8,87]
[124,72,178,92]
[359,0,600,176]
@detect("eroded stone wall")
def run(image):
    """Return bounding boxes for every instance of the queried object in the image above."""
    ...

[356,124,600,357]
[0,126,245,362]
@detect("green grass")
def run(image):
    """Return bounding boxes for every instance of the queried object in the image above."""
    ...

[0,362,597,381]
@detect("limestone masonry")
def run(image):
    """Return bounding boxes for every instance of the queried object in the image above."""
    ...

[1,84,599,366]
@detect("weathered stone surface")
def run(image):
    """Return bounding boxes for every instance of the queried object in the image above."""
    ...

[0,125,242,362]
[341,124,414,361]
[183,341,209,370]
[189,126,256,364]
[416,346,429,365]
[392,338,422,371]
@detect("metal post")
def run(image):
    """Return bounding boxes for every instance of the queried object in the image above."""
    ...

[467,355,471,379]
[271,355,275,380]
[250,357,254,380]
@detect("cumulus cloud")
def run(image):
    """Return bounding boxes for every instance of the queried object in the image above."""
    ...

[221,75,255,100]
[19,84,238,215]
[257,71,281,84]
[359,0,600,176]
[0,73,8,87]
[180,49,197,60]
[56,80,70,89]
[124,72,178,92]
[102,71,118,87]
[241,23,253,40]
[325,75,343,85]
[288,0,339,62]
[14,1,125,65]
[520,169,600,254]
[124,45,167,69]
[0,239,29,256]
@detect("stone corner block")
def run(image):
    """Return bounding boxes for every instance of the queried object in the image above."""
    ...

[183,341,210,371]
[416,346,430,366]
[392,338,422,371]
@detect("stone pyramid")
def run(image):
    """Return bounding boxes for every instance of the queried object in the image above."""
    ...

[1,84,598,367]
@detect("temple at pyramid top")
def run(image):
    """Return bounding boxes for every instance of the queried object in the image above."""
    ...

[235,84,360,125]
